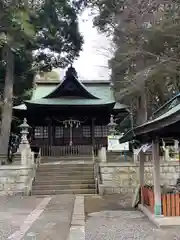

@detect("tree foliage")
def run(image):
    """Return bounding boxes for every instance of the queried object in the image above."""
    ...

[0,0,85,155]
[90,0,180,125]
[31,0,84,70]
[0,49,35,100]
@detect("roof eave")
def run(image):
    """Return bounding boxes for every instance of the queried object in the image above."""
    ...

[13,104,27,111]
[24,101,115,108]
[119,107,180,143]
[119,130,134,143]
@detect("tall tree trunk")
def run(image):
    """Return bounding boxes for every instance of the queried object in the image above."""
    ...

[136,87,148,126]
[0,45,14,156]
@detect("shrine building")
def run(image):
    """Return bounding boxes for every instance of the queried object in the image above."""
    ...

[13,66,128,156]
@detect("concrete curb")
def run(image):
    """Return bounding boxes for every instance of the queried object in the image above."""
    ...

[68,195,85,240]
[138,204,161,228]
[139,204,180,227]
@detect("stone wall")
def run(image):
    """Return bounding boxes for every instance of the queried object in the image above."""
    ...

[99,161,180,195]
[0,165,36,196]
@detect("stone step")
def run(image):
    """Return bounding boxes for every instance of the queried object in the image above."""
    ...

[41,156,92,159]
[41,160,93,164]
[34,179,95,185]
[41,159,97,162]
[36,171,94,176]
[36,168,94,174]
[37,164,94,169]
[35,175,94,181]
[41,157,93,163]
[36,169,94,174]
[32,183,95,190]
[39,164,94,169]
[32,160,95,196]
[39,163,93,166]
[31,189,95,195]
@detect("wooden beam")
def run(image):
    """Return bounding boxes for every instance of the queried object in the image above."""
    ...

[91,118,95,147]
[47,118,52,145]
[152,139,162,216]
[139,151,145,204]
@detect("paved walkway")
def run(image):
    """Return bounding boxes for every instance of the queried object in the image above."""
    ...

[0,195,77,240]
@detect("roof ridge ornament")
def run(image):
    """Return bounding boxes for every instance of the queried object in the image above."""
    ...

[65,65,78,79]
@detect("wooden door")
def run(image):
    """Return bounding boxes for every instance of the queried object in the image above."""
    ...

[73,126,83,145]
[63,125,82,145]
[63,126,70,145]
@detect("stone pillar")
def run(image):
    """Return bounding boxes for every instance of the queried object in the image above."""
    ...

[164,147,169,161]
[133,148,139,163]
[139,151,145,204]
[99,147,107,163]
[174,140,179,160]
[152,140,162,215]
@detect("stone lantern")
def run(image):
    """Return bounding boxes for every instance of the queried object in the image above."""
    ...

[18,118,33,165]
[99,115,117,164]
[108,115,117,136]
[19,118,31,145]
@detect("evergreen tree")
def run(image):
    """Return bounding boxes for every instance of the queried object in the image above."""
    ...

[0,0,84,156]
[90,0,180,125]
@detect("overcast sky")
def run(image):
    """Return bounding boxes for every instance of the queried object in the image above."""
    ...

[74,9,112,81]
[57,9,112,80]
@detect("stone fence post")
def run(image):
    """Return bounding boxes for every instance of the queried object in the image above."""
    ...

[98,147,107,163]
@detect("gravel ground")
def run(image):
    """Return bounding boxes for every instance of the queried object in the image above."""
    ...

[85,195,180,240]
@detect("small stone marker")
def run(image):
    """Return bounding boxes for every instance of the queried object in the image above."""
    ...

[132,184,140,208]
[27,232,37,239]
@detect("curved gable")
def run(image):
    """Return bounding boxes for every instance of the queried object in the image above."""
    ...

[44,66,99,99]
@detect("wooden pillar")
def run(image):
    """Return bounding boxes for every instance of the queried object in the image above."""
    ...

[47,118,52,146]
[152,139,162,215]
[91,118,95,147]
[139,151,145,204]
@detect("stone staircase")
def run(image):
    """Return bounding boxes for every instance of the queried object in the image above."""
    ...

[31,159,96,195]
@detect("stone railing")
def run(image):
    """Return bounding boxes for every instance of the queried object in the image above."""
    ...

[94,162,102,194]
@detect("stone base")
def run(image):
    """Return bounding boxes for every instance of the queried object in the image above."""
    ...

[0,164,36,196]
[99,184,135,195]
[0,154,8,165]
[99,184,105,196]
[13,153,21,164]
[139,204,180,227]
